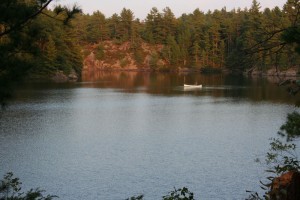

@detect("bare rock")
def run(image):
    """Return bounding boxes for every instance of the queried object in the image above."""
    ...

[251,68,263,76]
[267,68,280,76]
[285,68,298,77]
[51,71,68,82]
[270,171,300,200]
[68,69,78,81]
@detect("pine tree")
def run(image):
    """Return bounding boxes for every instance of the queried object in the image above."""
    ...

[119,8,135,42]
[108,13,121,40]
[144,7,164,43]
[86,11,109,43]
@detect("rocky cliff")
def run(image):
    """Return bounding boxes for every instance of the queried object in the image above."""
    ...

[83,41,165,72]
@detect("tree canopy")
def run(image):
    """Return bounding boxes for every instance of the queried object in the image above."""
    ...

[73,0,299,71]
[0,0,81,106]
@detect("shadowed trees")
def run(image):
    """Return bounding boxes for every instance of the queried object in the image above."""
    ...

[0,0,81,106]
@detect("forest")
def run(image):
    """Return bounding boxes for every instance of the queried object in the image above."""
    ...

[1,0,299,82]
[76,0,300,72]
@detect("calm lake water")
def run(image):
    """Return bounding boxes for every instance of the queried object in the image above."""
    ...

[0,72,299,200]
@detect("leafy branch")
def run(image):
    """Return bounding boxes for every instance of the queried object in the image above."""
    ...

[0,172,57,200]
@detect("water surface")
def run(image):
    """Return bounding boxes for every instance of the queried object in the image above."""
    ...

[0,72,299,199]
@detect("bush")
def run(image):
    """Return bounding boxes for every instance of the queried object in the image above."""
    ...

[0,172,57,200]
[127,187,195,200]
[95,44,105,60]
[163,187,195,200]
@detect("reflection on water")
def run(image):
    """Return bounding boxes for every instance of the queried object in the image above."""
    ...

[0,71,299,200]
[81,71,299,104]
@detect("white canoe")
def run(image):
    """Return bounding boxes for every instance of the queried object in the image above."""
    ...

[184,84,202,88]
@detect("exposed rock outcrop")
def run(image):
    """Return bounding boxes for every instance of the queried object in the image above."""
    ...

[51,71,68,82]
[51,70,78,82]
[285,67,299,77]
[83,41,163,72]
[270,171,300,200]
[246,67,299,78]
[267,68,280,76]
[68,69,79,81]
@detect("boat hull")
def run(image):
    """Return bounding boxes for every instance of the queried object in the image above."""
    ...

[184,84,202,88]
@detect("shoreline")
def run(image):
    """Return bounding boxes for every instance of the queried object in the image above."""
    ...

[31,67,299,83]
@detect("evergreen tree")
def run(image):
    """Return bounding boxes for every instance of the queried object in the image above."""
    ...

[86,11,109,43]
[144,7,164,43]
[119,8,135,41]
[161,7,177,41]
[108,13,121,40]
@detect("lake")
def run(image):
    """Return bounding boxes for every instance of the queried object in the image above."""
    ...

[0,72,299,200]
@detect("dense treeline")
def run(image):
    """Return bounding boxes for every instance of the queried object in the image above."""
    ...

[0,0,82,81]
[0,0,81,106]
[0,0,299,81]
[28,10,83,77]
[74,0,299,72]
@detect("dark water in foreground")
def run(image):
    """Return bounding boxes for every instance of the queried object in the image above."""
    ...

[0,72,299,199]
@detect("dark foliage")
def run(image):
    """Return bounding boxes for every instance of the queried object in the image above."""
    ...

[278,111,300,141]
[0,172,57,200]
